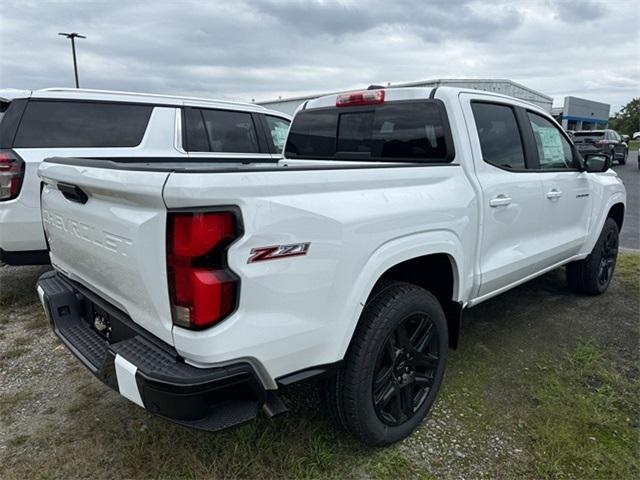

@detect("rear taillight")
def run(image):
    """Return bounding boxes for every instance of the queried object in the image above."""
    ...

[0,150,25,201]
[336,89,385,107]
[596,140,608,145]
[167,211,240,330]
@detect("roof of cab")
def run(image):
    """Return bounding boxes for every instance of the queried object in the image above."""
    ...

[304,87,435,110]
[0,89,31,102]
[303,86,546,114]
[34,88,270,111]
[1,87,290,117]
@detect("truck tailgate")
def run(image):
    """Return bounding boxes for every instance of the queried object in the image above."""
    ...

[39,161,174,345]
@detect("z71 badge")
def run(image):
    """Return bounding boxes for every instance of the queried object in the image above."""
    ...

[248,243,310,263]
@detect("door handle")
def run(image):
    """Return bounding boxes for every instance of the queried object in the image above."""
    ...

[489,194,512,207]
[546,189,563,200]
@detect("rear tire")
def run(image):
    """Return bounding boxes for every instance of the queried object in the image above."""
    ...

[323,281,448,446]
[619,150,627,165]
[566,218,619,295]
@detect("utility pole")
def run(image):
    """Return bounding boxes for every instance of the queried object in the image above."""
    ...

[58,32,86,88]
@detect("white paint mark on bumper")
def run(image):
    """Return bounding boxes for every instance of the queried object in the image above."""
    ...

[114,354,144,408]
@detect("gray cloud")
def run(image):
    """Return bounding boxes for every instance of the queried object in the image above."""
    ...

[551,0,609,23]
[0,0,638,111]
[254,0,524,42]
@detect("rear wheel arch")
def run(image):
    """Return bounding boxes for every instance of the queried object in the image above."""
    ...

[362,253,461,349]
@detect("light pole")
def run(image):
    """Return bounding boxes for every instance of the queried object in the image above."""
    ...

[58,32,86,88]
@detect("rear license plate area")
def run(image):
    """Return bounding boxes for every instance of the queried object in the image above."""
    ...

[89,303,113,341]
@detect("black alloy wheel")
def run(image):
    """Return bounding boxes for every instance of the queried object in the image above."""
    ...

[372,313,440,426]
[597,227,618,289]
[323,281,448,446]
[566,217,619,295]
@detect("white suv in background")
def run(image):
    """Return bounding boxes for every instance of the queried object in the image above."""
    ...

[0,88,290,265]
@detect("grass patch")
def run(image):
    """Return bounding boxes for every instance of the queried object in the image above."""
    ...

[2,380,431,480]
[7,434,30,449]
[369,450,433,480]
[0,291,20,308]
[4,382,382,480]
[523,341,640,479]
[0,345,29,362]
[24,313,48,331]
[66,383,109,414]
[0,291,37,309]
[0,389,34,424]
[114,408,365,479]
[616,252,640,294]
[12,335,31,347]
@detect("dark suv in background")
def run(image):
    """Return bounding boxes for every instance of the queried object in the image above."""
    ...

[573,129,628,165]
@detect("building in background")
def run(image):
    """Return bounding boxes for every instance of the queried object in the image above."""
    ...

[257,78,554,115]
[551,96,610,131]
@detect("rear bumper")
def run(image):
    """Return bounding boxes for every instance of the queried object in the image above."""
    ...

[36,270,269,431]
[577,145,613,157]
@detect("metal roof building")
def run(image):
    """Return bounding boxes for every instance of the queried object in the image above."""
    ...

[257,78,554,115]
[551,96,610,131]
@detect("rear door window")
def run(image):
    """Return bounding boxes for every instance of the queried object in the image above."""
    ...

[183,108,210,152]
[183,108,260,153]
[285,101,453,162]
[471,102,526,170]
[13,101,153,148]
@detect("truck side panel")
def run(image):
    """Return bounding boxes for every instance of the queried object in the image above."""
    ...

[164,164,478,381]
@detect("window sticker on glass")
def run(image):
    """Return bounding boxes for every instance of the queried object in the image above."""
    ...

[527,112,573,169]
[270,123,288,150]
[532,123,565,164]
[265,116,290,152]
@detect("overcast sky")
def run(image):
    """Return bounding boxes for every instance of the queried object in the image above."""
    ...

[1,0,638,111]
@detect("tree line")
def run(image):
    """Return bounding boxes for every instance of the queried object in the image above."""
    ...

[609,98,639,136]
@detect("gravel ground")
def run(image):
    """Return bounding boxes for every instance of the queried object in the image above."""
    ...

[0,257,638,479]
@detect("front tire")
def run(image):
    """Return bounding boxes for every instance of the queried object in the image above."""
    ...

[566,218,619,295]
[323,281,448,446]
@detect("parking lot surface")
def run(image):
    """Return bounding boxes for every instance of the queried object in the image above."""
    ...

[615,150,639,249]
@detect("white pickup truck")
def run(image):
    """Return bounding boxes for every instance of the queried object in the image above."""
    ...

[36,86,626,446]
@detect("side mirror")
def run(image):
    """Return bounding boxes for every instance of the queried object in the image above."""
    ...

[583,153,610,173]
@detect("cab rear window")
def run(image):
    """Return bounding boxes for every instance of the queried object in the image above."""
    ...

[285,101,453,163]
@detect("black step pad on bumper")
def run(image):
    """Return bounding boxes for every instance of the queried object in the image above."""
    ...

[37,270,268,432]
